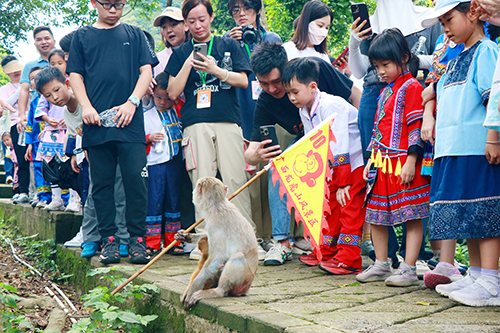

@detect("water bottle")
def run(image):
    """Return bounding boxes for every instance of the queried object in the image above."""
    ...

[18,122,26,146]
[155,121,168,153]
[411,36,427,55]
[220,52,232,90]
[411,36,427,80]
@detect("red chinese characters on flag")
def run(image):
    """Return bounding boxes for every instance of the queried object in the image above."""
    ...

[271,115,336,248]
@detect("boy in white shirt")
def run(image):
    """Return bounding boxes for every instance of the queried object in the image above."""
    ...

[282,57,366,275]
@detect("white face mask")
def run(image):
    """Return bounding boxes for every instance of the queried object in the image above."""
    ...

[308,21,328,46]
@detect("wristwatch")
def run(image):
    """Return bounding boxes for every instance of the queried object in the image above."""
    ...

[128,96,140,107]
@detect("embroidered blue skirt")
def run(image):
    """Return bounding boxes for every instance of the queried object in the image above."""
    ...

[429,156,500,240]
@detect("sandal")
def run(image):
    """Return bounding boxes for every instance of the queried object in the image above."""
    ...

[167,245,185,255]
[146,247,160,255]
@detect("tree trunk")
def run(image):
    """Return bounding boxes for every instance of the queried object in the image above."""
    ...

[260,0,268,30]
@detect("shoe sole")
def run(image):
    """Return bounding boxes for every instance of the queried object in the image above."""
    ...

[424,273,451,289]
[319,264,361,275]
[130,258,150,264]
[449,293,500,307]
[263,259,284,266]
[356,275,392,283]
[99,257,120,264]
[385,280,420,287]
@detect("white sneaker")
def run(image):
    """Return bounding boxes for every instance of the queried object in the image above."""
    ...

[64,230,83,247]
[257,238,274,252]
[31,196,40,207]
[189,247,201,260]
[292,238,313,255]
[257,244,267,261]
[5,175,13,184]
[449,277,500,306]
[65,198,81,212]
[416,260,431,278]
[13,193,29,204]
[435,274,475,297]
[11,193,20,201]
[36,200,48,208]
[44,197,65,211]
[263,243,292,266]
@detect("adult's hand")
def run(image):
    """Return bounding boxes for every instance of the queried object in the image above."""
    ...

[229,26,243,41]
[113,101,136,128]
[351,17,372,41]
[0,98,14,117]
[82,105,101,126]
[192,54,219,76]
[244,140,282,165]
[477,0,500,24]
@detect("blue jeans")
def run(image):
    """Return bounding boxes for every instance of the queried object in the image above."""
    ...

[2,142,14,179]
[358,82,386,160]
[268,167,291,241]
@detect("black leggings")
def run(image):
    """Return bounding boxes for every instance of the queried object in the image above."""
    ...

[87,141,148,240]
[10,125,29,194]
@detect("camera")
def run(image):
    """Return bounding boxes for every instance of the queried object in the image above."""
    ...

[241,25,259,45]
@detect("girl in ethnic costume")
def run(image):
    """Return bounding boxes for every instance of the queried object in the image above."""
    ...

[419,0,500,307]
[356,28,430,287]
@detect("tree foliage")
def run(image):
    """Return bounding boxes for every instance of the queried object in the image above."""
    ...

[0,0,164,50]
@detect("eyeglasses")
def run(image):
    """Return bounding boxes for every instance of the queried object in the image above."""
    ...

[95,0,125,10]
[231,6,251,16]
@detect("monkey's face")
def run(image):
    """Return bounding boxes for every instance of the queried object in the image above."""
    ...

[193,177,228,207]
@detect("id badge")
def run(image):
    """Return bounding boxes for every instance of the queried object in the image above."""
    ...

[197,88,211,109]
[251,80,262,100]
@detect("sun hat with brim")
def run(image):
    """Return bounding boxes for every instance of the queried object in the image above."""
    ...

[2,60,23,74]
[153,7,183,27]
[421,0,471,28]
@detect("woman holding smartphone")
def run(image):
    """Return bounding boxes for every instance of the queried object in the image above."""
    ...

[165,0,254,258]
[224,0,281,140]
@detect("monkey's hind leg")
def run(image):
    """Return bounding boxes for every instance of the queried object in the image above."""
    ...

[181,236,209,303]
[185,251,255,309]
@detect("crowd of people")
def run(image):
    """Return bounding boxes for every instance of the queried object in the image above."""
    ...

[0,0,499,308]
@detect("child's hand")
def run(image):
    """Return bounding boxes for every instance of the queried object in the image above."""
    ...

[486,129,500,164]
[363,159,372,181]
[71,155,80,173]
[421,109,436,145]
[421,84,436,106]
[336,185,351,207]
[149,132,165,143]
[46,117,59,128]
[400,154,417,185]
[24,144,32,161]
[37,131,43,141]
[113,100,137,128]
[351,17,372,40]
[58,119,66,128]
[82,106,101,126]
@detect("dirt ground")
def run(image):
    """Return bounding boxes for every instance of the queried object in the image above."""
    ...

[0,239,84,332]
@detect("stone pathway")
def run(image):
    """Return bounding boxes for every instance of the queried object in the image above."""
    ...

[90,252,500,333]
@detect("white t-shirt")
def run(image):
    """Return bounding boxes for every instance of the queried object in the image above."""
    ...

[299,90,364,171]
[283,41,330,63]
[153,47,173,77]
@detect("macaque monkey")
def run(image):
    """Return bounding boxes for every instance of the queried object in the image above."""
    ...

[175,177,258,310]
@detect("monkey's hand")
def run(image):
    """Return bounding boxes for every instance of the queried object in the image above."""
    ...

[175,230,192,243]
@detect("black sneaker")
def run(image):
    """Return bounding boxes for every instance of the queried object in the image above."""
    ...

[99,236,121,264]
[129,237,151,264]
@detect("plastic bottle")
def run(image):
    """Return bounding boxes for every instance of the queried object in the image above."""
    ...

[18,122,26,146]
[220,52,232,90]
[411,36,427,81]
[155,121,168,153]
[411,36,427,55]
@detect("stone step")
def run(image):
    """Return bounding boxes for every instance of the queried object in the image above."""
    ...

[0,184,13,199]
[0,171,7,184]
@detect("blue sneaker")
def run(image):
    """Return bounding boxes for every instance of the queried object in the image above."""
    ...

[81,242,100,258]
[119,244,129,257]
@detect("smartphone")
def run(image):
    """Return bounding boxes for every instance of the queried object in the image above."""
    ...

[333,47,349,69]
[193,43,208,62]
[259,125,280,150]
[351,3,372,35]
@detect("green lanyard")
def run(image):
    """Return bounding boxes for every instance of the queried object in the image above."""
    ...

[244,43,251,58]
[192,35,214,87]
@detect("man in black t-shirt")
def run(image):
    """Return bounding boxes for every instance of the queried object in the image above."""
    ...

[67,0,158,265]
[244,43,360,266]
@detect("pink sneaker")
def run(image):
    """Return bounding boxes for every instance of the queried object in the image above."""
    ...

[424,262,462,289]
